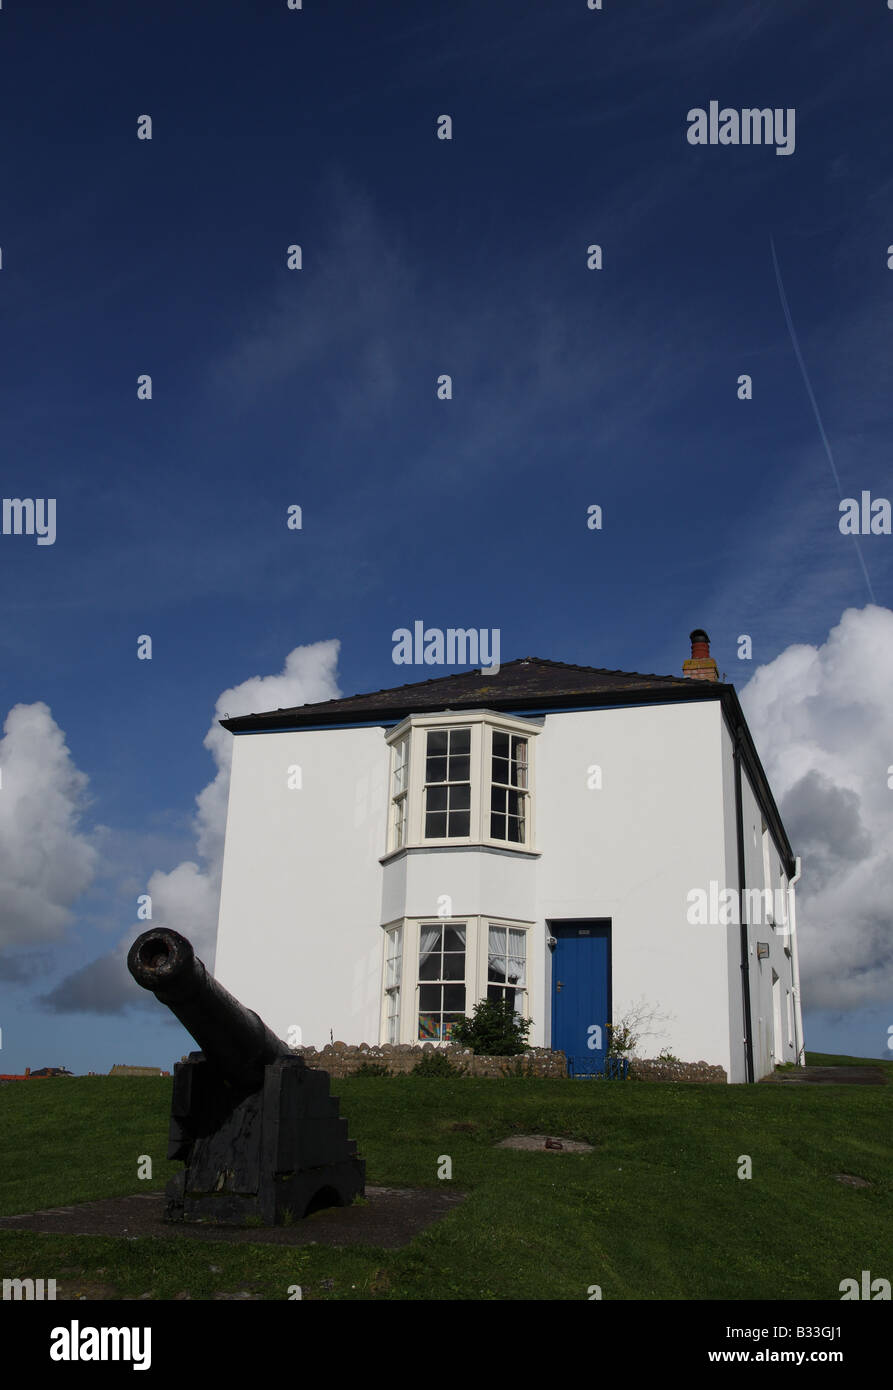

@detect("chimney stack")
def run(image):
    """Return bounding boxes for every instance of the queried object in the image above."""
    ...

[683,628,718,682]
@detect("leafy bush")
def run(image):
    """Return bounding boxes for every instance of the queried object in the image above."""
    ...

[449,998,532,1056]
[607,1022,637,1057]
[656,1049,680,1063]
[411,1050,464,1077]
[355,1061,391,1077]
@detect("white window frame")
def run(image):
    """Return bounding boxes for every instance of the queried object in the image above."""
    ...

[382,711,539,856]
[415,920,468,1042]
[421,725,473,842]
[388,736,409,853]
[483,920,529,1016]
[381,923,404,1044]
[487,727,529,846]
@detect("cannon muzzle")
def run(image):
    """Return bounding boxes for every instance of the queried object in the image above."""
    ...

[127,928,290,1093]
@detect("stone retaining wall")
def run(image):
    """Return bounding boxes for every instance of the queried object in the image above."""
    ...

[628,1058,727,1083]
[292,1044,726,1082]
[292,1043,566,1078]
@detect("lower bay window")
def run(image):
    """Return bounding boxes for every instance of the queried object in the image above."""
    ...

[381,917,531,1044]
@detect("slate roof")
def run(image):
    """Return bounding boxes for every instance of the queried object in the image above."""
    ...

[220,656,729,733]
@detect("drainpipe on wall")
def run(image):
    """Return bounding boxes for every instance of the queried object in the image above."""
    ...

[787,856,805,1066]
[733,733,755,1083]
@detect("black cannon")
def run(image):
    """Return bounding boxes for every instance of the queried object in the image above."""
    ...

[127,928,365,1225]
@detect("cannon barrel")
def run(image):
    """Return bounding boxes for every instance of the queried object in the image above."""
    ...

[127,928,290,1092]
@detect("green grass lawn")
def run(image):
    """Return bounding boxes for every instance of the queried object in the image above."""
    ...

[0,1051,889,1300]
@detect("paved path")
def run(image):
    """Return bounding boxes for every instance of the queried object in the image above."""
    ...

[760,1066,887,1085]
[0,1187,464,1248]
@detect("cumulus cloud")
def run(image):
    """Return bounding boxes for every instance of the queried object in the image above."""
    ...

[0,702,98,951]
[740,604,893,1009]
[41,641,342,1013]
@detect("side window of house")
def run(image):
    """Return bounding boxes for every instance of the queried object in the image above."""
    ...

[487,925,527,1012]
[384,926,402,1042]
[490,732,527,842]
[390,738,408,850]
[424,728,471,838]
[418,924,466,1039]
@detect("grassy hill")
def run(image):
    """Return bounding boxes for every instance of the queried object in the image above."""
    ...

[0,1051,889,1300]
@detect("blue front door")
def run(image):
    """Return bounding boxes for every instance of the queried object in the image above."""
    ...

[550,921,611,1072]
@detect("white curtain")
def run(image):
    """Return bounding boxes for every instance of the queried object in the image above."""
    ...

[420,925,442,967]
[489,927,526,1010]
[488,926,506,978]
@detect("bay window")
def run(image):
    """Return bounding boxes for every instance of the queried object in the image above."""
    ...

[384,712,539,853]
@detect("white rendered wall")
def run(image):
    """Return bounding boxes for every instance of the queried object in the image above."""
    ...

[215,726,388,1048]
[720,720,747,1083]
[533,702,732,1073]
[738,759,800,1079]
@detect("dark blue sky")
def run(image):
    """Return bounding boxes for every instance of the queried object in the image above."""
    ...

[1,0,892,1073]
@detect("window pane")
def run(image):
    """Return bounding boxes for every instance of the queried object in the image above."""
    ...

[491,786,506,813]
[450,783,470,811]
[419,953,441,981]
[426,755,447,783]
[490,811,503,838]
[448,755,470,782]
[418,1013,439,1040]
[419,985,442,1011]
[493,731,509,757]
[448,810,470,836]
[426,811,447,837]
[427,784,447,812]
[442,1015,464,1039]
[492,757,509,785]
[507,817,523,843]
[443,953,464,980]
[450,729,471,753]
[443,927,465,951]
[427,731,448,755]
[487,983,507,1003]
[443,985,466,1011]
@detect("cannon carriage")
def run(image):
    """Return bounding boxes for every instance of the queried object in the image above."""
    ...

[127,928,365,1225]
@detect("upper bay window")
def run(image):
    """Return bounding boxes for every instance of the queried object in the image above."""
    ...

[385,712,539,854]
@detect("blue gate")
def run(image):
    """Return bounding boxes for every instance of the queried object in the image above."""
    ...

[567,1054,629,1080]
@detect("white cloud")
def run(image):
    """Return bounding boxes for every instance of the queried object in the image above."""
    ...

[740,604,893,1008]
[41,640,342,1013]
[146,640,342,966]
[0,702,97,950]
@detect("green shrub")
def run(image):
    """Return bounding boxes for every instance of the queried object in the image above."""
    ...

[355,1062,391,1077]
[411,1051,464,1077]
[449,998,532,1056]
[607,1022,637,1057]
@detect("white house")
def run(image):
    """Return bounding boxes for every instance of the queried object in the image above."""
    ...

[214,631,804,1083]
